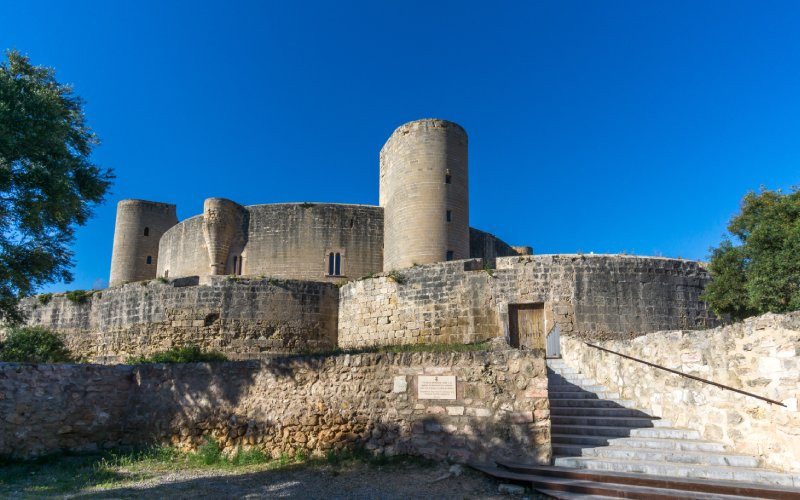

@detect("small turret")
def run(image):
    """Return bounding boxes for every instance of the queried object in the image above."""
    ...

[109,199,178,286]
[202,198,245,275]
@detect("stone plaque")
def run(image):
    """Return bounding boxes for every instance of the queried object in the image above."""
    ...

[417,375,457,400]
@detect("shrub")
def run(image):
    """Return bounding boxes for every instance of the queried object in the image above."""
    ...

[0,326,73,362]
[126,345,228,364]
[37,293,53,305]
[65,290,92,304]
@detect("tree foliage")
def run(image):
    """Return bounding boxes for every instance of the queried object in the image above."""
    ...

[0,326,73,362]
[0,50,112,322]
[701,188,800,320]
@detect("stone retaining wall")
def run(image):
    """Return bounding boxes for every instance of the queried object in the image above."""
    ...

[17,277,339,362]
[338,255,716,348]
[560,312,800,473]
[0,350,550,465]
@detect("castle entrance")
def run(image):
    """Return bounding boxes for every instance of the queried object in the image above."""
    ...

[508,303,545,350]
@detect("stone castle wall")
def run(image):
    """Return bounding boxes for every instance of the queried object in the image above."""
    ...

[157,203,385,283]
[0,350,551,465]
[19,277,339,362]
[338,255,716,348]
[560,312,800,473]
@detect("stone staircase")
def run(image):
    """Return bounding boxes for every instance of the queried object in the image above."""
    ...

[547,358,800,488]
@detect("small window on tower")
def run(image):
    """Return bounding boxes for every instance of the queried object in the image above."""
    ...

[144,227,150,236]
[446,210,452,222]
[146,255,152,265]
[446,251,454,261]
[327,252,343,276]
[164,270,169,278]
[445,173,451,184]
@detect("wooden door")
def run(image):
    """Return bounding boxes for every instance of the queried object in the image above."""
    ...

[509,303,545,350]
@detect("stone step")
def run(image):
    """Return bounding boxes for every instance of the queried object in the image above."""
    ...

[581,446,761,468]
[630,427,702,440]
[548,366,580,375]
[551,433,618,447]
[549,391,621,400]
[608,436,727,453]
[550,415,670,428]
[548,379,595,387]
[550,406,653,418]
[549,398,636,408]
[553,457,800,488]
[546,384,609,393]
[551,424,645,438]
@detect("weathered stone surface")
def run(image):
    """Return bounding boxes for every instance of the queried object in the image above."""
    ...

[0,350,550,465]
[339,255,717,348]
[561,312,800,473]
[17,277,339,361]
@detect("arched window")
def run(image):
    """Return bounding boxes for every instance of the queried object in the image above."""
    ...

[144,227,150,236]
[328,252,342,276]
[446,210,452,222]
[146,255,152,265]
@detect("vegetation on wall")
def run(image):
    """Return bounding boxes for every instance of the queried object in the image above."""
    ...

[64,290,93,304]
[0,50,113,323]
[0,326,73,363]
[702,187,800,320]
[126,345,228,364]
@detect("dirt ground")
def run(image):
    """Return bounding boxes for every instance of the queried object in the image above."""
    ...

[71,460,544,499]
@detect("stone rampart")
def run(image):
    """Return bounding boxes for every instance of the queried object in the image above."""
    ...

[0,350,550,465]
[18,277,339,362]
[338,255,716,348]
[560,312,800,473]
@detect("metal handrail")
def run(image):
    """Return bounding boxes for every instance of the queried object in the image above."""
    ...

[583,341,786,407]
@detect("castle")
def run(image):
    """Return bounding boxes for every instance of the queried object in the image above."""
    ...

[21,118,717,360]
[108,119,525,287]
[9,120,800,487]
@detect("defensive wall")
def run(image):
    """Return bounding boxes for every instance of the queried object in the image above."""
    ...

[19,277,339,363]
[18,255,716,360]
[0,350,551,465]
[560,312,800,473]
[338,254,717,348]
[17,255,716,360]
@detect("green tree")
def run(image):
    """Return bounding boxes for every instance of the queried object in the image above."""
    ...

[702,188,800,320]
[0,50,112,322]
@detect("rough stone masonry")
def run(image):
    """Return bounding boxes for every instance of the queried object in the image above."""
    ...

[0,349,551,465]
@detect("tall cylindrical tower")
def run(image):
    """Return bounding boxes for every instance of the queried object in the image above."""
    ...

[380,119,469,270]
[109,199,178,286]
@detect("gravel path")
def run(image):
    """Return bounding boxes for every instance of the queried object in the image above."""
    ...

[74,461,545,499]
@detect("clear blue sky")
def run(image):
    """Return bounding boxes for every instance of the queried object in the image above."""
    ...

[2,1,799,292]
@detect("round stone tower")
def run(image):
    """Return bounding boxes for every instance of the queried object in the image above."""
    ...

[109,199,178,286]
[380,119,469,270]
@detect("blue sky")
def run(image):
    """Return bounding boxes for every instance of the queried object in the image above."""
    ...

[2,1,799,292]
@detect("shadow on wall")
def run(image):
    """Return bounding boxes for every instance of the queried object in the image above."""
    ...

[120,352,550,465]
